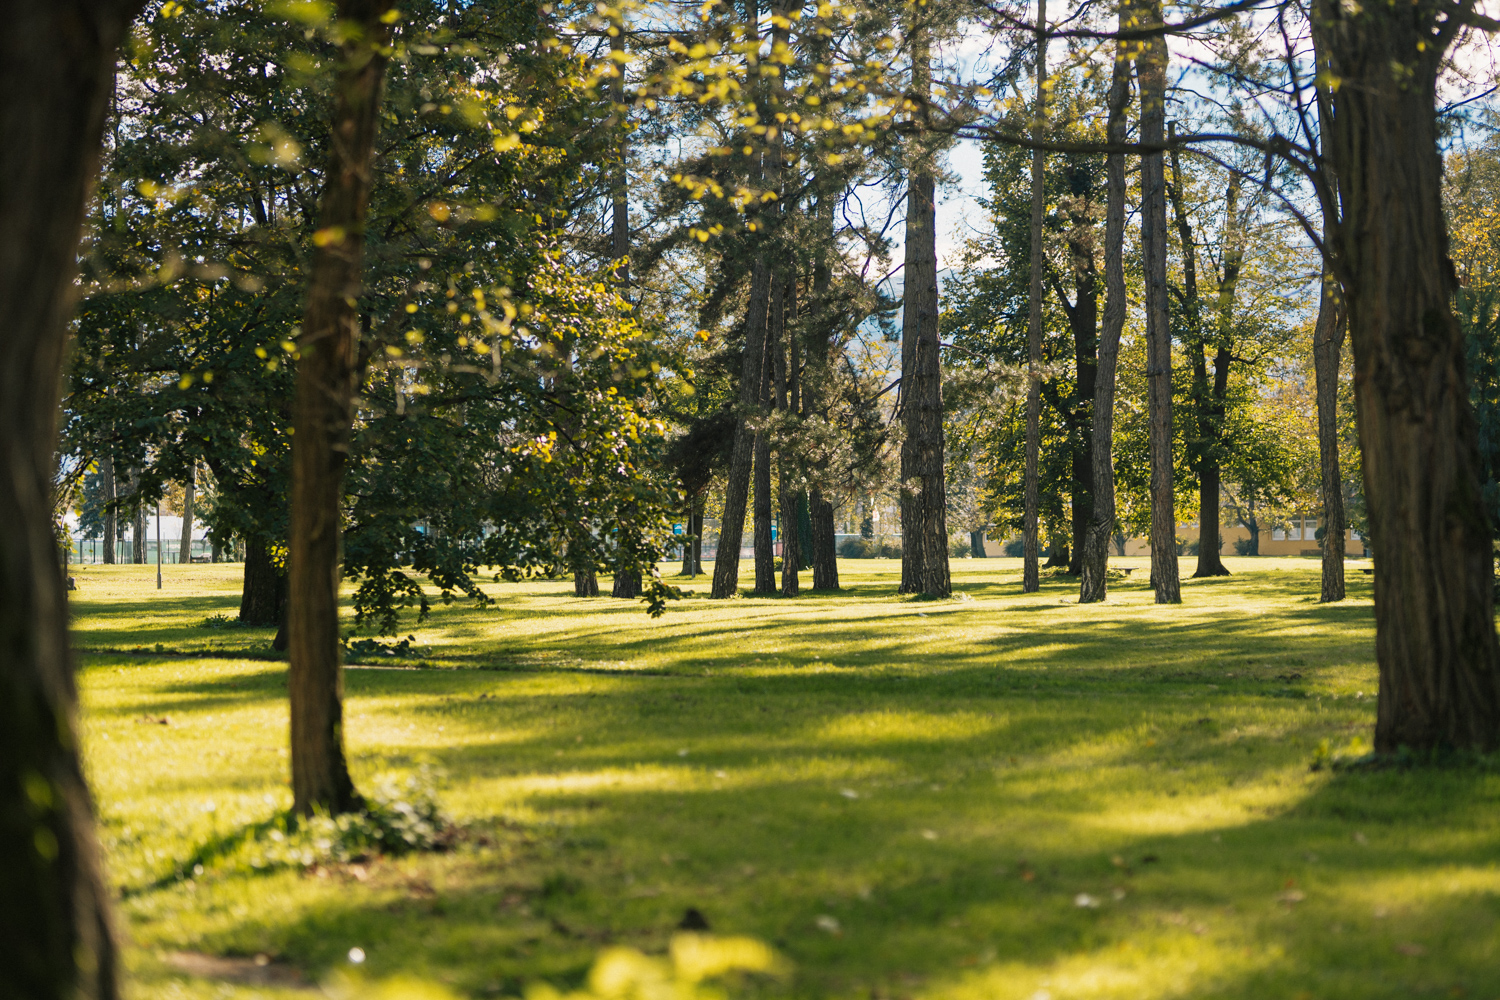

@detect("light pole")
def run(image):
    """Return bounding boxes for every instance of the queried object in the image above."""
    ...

[155,501,162,589]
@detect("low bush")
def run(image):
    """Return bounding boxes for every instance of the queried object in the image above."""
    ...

[837,537,902,559]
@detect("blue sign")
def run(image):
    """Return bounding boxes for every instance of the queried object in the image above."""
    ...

[673,523,684,535]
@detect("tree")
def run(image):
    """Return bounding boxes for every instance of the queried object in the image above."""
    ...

[0,4,145,998]
[1079,22,1132,603]
[1137,0,1179,603]
[896,13,951,599]
[1312,0,1500,750]
[709,0,775,600]
[1021,0,1048,594]
[287,0,394,817]
[1311,265,1347,601]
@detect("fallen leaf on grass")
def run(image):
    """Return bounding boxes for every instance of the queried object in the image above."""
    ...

[1396,943,1426,957]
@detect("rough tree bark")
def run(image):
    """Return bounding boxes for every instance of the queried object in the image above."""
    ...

[100,455,116,564]
[239,535,287,625]
[710,0,773,599]
[1079,28,1131,603]
[1312,274,1348,603]
[1313,0,1500,750]
[806,195,841,591]
[776,278,800,596]
[1058,176,1100,577]
[178,467,195,563]
[1138,1,1179,603]
[611,566,641,599]
[897,20,950,598]
[288,0,392,817]
[1021,0,1047,594]
[0,5,144,998]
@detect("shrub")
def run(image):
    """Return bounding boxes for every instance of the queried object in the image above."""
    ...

[1003,538,1024,557]
[838,536,902,558]
[948,536,972,558]
[838,536,877,558]
[1233,537,1256,556]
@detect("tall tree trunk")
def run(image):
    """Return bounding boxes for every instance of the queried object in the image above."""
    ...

[777,276,800,596]
[1168,144,1233,578]
[710,0,772,600]
[1314,0,1500,750]
[130,471,145,564]
[897,23,950,598]
[178,467,194,564]
[1138,2,1179,603]
[810,492,838,587]
[1064,228,1099,578]
[711,258,771,598]
[806,194,840,591]
[0,6,142,998]
[586,17,629,602]
[970,529,987,557]
[1079,31,1131,603]
[1021,0,1047,594]
[753,272,779,595]
[100,455,116,564]
[287,0,391,817]
[1313,265,1348,602]
[692,500,704,575]
[680,498,697,576]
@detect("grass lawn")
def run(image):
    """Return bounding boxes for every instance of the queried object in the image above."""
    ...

[70,557,1500,999]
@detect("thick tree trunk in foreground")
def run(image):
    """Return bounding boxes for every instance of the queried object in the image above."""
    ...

[239,535,287,625]
[1138,5,1180,603]
[288,0,391,817]
[1021,0,1047,594]
[178,470,195,563]
[1079,38,1131,604]
[1313,266,1348,602]
[100,455,116,564]
[1315,0,1500,750]
[0,5,142,998]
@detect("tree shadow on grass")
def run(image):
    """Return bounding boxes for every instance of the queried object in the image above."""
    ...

[163,722,1499,1000]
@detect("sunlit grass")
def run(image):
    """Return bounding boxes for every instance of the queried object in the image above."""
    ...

[71,557,1500,999]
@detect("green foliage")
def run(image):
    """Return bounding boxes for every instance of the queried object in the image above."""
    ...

[836,536,901,558]
[66,0,682,629]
